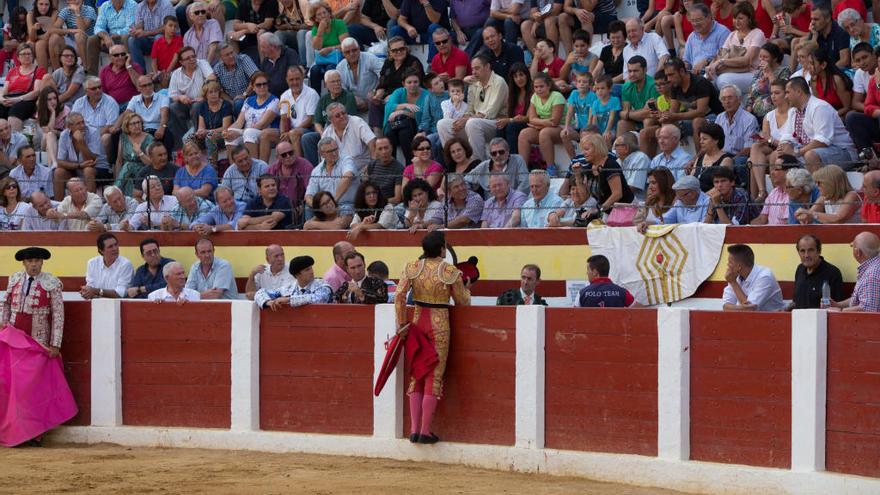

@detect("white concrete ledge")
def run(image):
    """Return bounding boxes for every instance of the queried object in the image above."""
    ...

[51,426,880,495]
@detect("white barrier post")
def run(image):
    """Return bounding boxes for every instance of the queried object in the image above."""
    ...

[373,303,403,438]
[91,299,122,426]
[231,300,261,431]
[791,309,827,472]
[657,307,690,461]
[515,305,545,449]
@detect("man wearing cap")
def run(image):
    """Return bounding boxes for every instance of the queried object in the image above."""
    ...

[1,247,64,357]
[254,255,333,310]
[661,175,711,226]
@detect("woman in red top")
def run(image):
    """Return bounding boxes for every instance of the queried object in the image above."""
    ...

[712,0,735,30]
[0,43,46,130]
[810,50,852,117]
[752,0,776,38]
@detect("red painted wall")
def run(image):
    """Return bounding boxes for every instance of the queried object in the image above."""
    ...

[121,302,231,428]
[400,306,516,445]
[62,301,91,426]
[260,305,374,435]
[689,311,791,468]
[544,308,658,455]
[826,313,880,478]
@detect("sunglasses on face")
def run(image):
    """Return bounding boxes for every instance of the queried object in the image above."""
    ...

[415,146,431,151]
[479,88,486,102]
[434,38,450,45]
[279,151,293,158]
[193,9,206,14]
[111,52,126,58]
[490,150,506,157]
[255,82,268,87]
[5,184,18,190]
[390,46,406,53]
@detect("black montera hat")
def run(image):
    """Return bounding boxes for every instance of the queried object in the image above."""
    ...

[289,255,315,276]
[15,247,51,261]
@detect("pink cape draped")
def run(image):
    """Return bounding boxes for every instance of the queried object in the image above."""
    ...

[0,324,78,447]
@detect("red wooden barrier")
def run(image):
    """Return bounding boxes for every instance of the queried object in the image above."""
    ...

[826,313,880,478]
[62,301,91,426]
[689,311,791,468]
[260,305,373,435]
[544,308,658,455]
[120,302,231,428]
[399,306,517,445]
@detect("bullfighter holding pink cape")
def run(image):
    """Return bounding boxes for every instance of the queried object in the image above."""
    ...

[0,247,78,447]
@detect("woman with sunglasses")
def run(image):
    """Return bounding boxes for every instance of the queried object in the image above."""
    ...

[0,43,46,131]
[44,46,85,107]
[384,68,429,164]
[0,177,26,231]
[369,35,423,133]
[194,80,233,167]
[401,135,444,195]
[224,71,279,162]
[348,181,400,240]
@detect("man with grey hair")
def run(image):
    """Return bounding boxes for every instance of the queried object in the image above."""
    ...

[337,38,383,111]
[183,1,223,64]
[302,69,359,166]
[614,132,650,200]
[481,173,527,228]
[716,84,758,165]
[305,136,360,216]
[149,261,201,303]
[429,174,484,228]
[320,102,376,171]
[682,3,729,74]
[511,169,564,228]
[48,178,102,231]
[88,185,138,232]
[21,191,67,231]
[623,18,669,79]
[258,31,298,96]
[128,0,176,71]
[169,45,215,148]
[163,186,213,230]
[191,185,246,235]
[430,27,470,81]
[465,137,530,199]
[650,124,692,180]
[826,232,880,312]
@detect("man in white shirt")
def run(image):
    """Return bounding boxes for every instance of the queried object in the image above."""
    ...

[80,232,134,299]
[148,262,201,303]
[244,244,294,300]
[320,103,376,172]
[722,244,785,312]
[168,46,216,148]
[279,66,319,159]
[622,18,669,79]
[778,77,858,171]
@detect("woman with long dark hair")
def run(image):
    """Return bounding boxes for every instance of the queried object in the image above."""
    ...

[395,230,471,445]
[36,86,68,168]
[496,62,532,155]
[348,181,400,239]
[809,50,852,118]
[634,166,676,225]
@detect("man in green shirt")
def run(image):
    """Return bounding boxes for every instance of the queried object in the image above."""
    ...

[302,70,359,166]
[617,55,658,139]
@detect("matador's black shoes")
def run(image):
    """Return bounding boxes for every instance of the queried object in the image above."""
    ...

[417,433,440,444]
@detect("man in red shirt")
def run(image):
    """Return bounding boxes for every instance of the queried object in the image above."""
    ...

[430,27,470,82]
[100,44,143,107]
[862,170,880,223]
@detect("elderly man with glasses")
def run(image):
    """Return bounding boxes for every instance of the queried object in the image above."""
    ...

[124,75,173,151]
[87,0,138,75]
[305,136,360,218]
[71,77,120,165]
[336,38,383,112]
[183,2,223,64]
[464,137,529,199]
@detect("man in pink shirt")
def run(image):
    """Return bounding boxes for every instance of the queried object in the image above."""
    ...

[100,44,143,107]
[751,155,798,225]
[430,28,471,81]
[322,241,356,291]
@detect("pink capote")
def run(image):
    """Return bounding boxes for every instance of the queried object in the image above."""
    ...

[0,324,77,447]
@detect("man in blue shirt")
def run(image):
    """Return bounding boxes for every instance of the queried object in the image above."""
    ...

[238,174,293,230]
[662,175,711,224]
[127,238,174,298]
[191,185,246,235]
[515,169,564,228]
[578,255,637,308]
[185,237,240,299]
[87,0,138,75]
[682,3,729,74]
[651,124,693,180]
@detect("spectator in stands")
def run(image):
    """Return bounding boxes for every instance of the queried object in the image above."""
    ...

[0,177,25,230]
[348,181,401,239]
[430,173,483,228]
[21,191,66,231]
[716,85,758,167]
[320,103,376,172]
[441,137,479,192]
[128,0,175,72]
[478,24,524,79]
[0,120,27,178]
[88,185,137,231]
[46,46,86,110]
[790,234,844,310]
[278,66,318,160]
[53,111,112,198]
[127,238,174,299]
[448,0,488,57]
[662,58,722,150]
[148,262,201,302]
[796,164,862,224]
[751,156,797,225]
[548,179,598,226]
[486,0,527,46]
[305,136,359,218]
[0,45,43,134]
[862,169,880,223]
[169,46,215,149]
[847,43,880,152]
[403,178,442,232]
[517,72,566,175]
[306,1,348,94]
[335,251,388,304]
[496,263,549,306]
[323,241,355,292]
[391,0,449,62]
[634,166,675,226]
[520,1,561,56]
[722,243,785,311]
[826,231,880,312]
[50,0,96,83]
[274,0,309,55]
[70,77,120,168]
[130,175,179,230]
[87,0,137,75]
[364,137,404,205]
[230,0,277,65]
[183,3,222,65]
[748,80,790,200]
[402,135,444,192]
[578,254,637,308]
[10,145,52,201]
[431,27,470,80]
[512,169,563,228]
[785,167,819,224]
[221,145,269,203]
[337,38,383,112]
[498,63,532,155]
[258,32,298,97]
[623,18,669,81]
[185,237,240,299]
[370,36,424,133]
[703,166,759,225]
[191,185,246,235]
[224,71,278,163]
[191,80,232,167]
[173,141,218,199]
[745,43,789,121]
[530,38,564,82]
[617,56,658,145]
[100,44,142,109]
[651,124,693,181]
[147,15,182,86]
[807,5,851,71]
[657,174,710,225]
[255,255,333,309]
[576,133,634,213]
[705,1,765,94]
[809,51,852,118]
[838,8,877,50]
[384,68,429,164]
[682,3,729,74]
[481,173,526,228]
[302,70,358,166]
[213,43,258,117]
[438,53,509,162]
[114,113,154,197]
[268,140,312,220]
[416,72,447,161]
[81,232,134,299]
[688,122,732,193]
[35,89,69,171]
[238,173,293,230]
[49,178,102,231]
[126,75,172,154]
[466,137,530,199]
[244,244,295,300]
[163,186,213,230]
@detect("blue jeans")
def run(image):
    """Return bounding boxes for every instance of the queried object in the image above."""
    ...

[175,3,190,33]
[301,131,321,167]
[459,26,483,58]
[128,35,157,72]
[388,23,442,63]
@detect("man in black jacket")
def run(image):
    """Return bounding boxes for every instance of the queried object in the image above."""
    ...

[497,264,549,306]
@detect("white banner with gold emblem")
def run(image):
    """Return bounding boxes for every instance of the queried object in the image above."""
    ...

[586,224,727,305]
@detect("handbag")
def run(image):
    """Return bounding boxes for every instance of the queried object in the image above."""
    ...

[389,115,412,130]
[314,49,342,66]
[606,203,638,227]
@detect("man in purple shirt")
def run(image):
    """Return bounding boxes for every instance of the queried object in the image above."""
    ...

[481,173,526,228]
[267,140,312,225]
[322,240,356,292]
[430,174,484,228]
[449,0,490,56]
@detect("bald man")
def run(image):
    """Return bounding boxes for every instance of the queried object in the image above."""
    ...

[827,232,880,312]
[862,170,880,223]
[244,244,295,300]
[323,241,355,291]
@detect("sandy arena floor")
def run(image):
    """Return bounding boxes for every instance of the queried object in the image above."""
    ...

[0,443,696,495]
